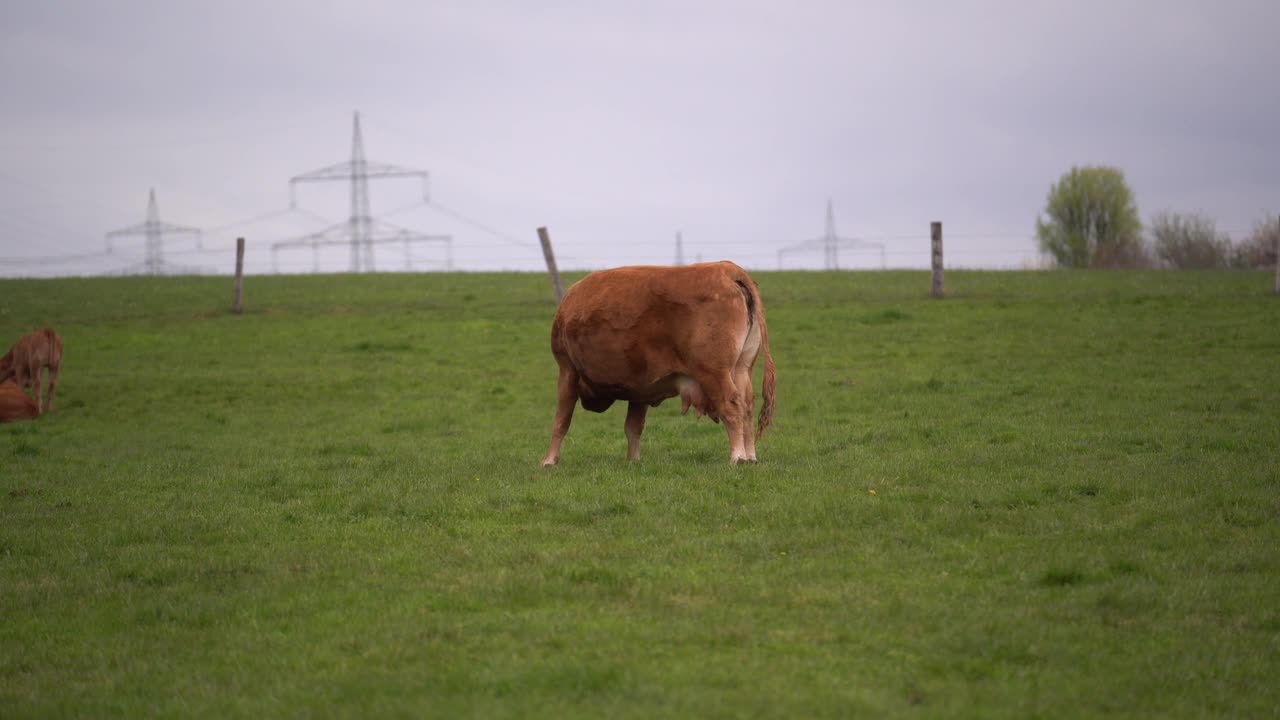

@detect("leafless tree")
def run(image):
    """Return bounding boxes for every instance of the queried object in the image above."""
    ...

[1231,216,1279,269]
[1150,212,1231,269]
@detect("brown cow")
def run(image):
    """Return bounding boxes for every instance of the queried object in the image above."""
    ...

[0,379,39,423]
[0,328,63,415]
[542,261,776,466]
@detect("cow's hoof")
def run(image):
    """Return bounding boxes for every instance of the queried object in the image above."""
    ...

[541,459,558,468]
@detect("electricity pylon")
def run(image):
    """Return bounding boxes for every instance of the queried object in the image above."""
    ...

[105,188,203,275]
[277,111,451,273]
[778,199,885,270]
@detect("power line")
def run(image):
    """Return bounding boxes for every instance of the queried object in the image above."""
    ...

[188,207,338,255]
[376,200,429,219]
[0,250,112,265]
[201,207,298,236]
[0,168,130,220]
[423,199,539,251]
[0,171,118,245]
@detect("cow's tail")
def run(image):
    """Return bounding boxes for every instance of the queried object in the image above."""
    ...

[733,267,775,440]
[754,285,776,440]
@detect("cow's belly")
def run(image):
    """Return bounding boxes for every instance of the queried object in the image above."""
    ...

[561,326,705,412]
[578,371,701,411]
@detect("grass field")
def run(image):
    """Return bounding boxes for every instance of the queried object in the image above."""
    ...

[2,269,1278,718]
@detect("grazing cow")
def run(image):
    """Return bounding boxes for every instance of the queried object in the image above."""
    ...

[0,379,38,423]
[542,261,776,466]
[0,328,63,415]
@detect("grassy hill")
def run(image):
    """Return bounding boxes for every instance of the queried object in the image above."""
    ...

[2,269,1277,717]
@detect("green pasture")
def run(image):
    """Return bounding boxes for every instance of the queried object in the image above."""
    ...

[2,269,1277,718]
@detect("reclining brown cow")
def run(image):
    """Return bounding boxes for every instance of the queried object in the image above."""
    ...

[0,328,63,415]
[0,379,39,423]
[542,261,776,466]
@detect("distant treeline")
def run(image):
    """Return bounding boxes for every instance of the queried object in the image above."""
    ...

[1036,165,1277,269]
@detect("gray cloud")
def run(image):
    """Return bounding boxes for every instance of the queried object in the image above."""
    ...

[2,0,1277,275]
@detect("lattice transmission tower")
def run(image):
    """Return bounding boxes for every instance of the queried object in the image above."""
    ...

[778,199,885,270]
[105,188,203,275]
[273,111,451,273]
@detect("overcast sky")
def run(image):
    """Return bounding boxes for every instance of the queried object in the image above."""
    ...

[2,0,1277,276]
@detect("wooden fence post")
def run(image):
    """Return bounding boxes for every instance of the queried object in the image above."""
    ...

[537,227,564,304]
[930,222,944,298]
[232,237,245,314]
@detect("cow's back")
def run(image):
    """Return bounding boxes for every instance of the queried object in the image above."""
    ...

[2,328,59,373]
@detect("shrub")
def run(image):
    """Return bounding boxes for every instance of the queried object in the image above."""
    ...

[1150,212,1231,269]
[1231,216,1279,269]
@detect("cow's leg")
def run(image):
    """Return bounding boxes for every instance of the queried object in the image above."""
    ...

[704,371,750,464]
[43,363,58,413]
[541,367,579,467]
[735,366,758,463]
[624,401,647,461]
[19,367,39,416]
